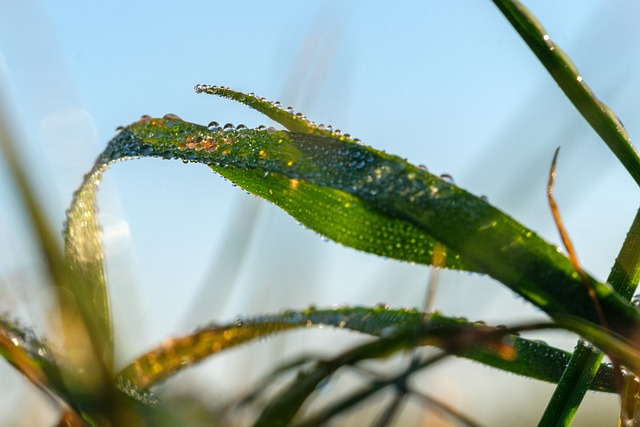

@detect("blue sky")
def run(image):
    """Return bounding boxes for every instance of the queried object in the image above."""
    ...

[1,1,639,424]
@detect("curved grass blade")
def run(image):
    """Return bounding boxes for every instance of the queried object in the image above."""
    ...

[64,161,114,374]
[194,85,356,141]
[492,0,640,186]
[117,306,616,393]
[100,115,640,337]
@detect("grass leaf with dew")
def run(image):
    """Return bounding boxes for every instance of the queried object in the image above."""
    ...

[93,106,640,339]
[491,2,640,424]
[492,0,640,186]
[116,306,616,393]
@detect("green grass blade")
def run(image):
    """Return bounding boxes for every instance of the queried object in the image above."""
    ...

[100,116,640,337]
[492,0,640,186]
[117,306,616,393]
[64,161,113,369]
[1,101,113,403]
[538,207,640,426]
[195,85,355,140]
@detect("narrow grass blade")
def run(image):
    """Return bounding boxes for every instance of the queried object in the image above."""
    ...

[64,161,113,369]
[492,0,640,186]
[538,207,640,426]
[0,101,113,411]
[98,115,640,338]
[117,306,616,393]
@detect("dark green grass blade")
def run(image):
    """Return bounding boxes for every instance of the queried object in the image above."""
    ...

[492,0,640,186]
[538,207,640,426]
[99,116,640,339]
[117,306,616,393]
[491,1,640,424]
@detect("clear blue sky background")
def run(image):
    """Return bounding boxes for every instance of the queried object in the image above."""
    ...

[1,1,639,425]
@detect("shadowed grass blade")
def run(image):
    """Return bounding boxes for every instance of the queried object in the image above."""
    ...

[117,306,616,393]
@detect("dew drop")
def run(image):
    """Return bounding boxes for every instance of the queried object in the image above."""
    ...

[236,124,247,130]
[440,173,455,183]
[162,113,182,121]
[273,101,282,108]
[418,164,428,172]
[257,125,267,131]
[286,106,295,114]
[207,121,220,130]
[223,123,234,131]
[579,338,593,349]
[576,75,583,83]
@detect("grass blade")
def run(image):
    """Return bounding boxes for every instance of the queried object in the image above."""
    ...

[492,0,640,186]
[117,306,616,393]
[97,114,640,338]
[538,207,640,426]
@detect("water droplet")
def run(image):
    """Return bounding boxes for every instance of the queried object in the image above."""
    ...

[632,295,640,308]
[333,129,342,136]
[257,125,267,131]
[480,195,489,202]
[223,123,234,131]
[236,124,247,130]
[273,101,282,108]
[286,106,295,114]
[115,125,125,132]
[440,173,455,183]
[162,113,182,121]
[576,75,583,83]
[207,121,220,130]
[579,339,593,349]
[418,164,429,172]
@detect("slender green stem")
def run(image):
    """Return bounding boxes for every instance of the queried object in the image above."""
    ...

[538,207,640,426]
[492,0,640,187]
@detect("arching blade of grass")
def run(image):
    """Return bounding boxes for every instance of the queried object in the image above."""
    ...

[64,161,113,370]
[117,306,616,393]
[97,114,640,339]
[492,2,640,424]
[492,0,640,186]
